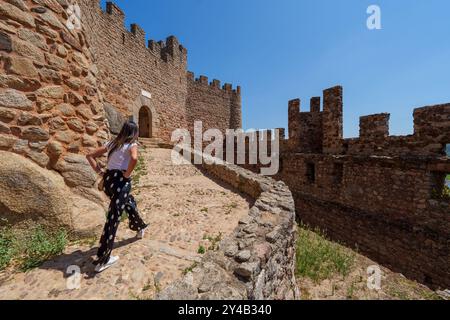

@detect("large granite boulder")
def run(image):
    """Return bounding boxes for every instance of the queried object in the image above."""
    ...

[104,103,125,135]
[54,153,97,188]
[0,151,105,235]
[0,151,72,229]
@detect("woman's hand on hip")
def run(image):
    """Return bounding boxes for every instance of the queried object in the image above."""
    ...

[123,172,132,179]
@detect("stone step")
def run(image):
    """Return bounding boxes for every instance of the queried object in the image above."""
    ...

[138,138,173,149]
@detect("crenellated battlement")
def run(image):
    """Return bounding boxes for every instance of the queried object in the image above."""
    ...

[95,2,188,64]
[286,86,450,157]
[187,72,241,95]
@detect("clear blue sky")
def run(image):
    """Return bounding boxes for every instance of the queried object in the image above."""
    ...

[100,0,450,138]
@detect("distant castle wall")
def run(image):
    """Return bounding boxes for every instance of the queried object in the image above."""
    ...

[186,72,242,135]
[78,1,242,142]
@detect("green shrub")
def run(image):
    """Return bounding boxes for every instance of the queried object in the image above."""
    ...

[133,155,148,185]
[197,245,206,255]
[443,185,450,199]
[0,228,16,271]
[203,233,222,251]
[182,262,198,275]
[296,225,355,283]
[0,226,68,272]
[19,226,68,272]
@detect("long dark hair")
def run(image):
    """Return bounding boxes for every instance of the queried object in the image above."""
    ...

[108,121,139,159]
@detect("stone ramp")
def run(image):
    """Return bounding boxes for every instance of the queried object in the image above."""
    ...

[0,234,198,300]
[0,148,250,300]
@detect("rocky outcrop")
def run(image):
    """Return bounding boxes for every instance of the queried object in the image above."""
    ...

[157,151,299,300]
[0,151,104,235]
[104,103,125,135]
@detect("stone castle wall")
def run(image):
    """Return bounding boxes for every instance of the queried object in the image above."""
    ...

[0,0,109,233]
[78,0,242,142]
[186,72,242,136]
[232,87,450,289]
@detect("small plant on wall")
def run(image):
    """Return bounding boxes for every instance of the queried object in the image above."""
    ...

[431,172,450,201]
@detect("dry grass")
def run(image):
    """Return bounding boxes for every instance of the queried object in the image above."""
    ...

[295,225,443,300]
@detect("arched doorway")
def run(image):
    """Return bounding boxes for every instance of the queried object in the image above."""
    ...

[138,106,152,138]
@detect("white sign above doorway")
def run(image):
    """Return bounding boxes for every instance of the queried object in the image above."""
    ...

[141,90,152,99]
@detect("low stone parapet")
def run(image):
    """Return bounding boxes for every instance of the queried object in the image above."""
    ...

[157,152,299,300]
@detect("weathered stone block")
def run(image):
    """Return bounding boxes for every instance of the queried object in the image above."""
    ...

[39,68,62,84]
[48,116,67,132]
[60,31,82,52]
[0,107,17,123]
[45,52,68,71]
[26,149,50,167]
[37,10,64,30]
[0,2,35,28]
[18,112,43,126]
[0,89,33,110]
[12,38,45,65]
[76,105,93,120]
[54,130,74,144]
[234,262,259,280]
[85,121,99,135]
[22,127,50,141]
[47,139,63,159]
[0,74,41,92]
[0,122,11,134]
[17,28,48,50]
[0,32,12,52]
[32,0,64,13]
[55,153,98,188]
[36,85,64,99]
[6,0,28,11]
[0,151,74,229]
[67,118,85,133]
[56,103,75,117]
[235,250,251,263]
[82,134,96,147]
[5,56,38,78]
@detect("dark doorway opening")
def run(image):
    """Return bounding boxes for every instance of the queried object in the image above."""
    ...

[139,106,152,138]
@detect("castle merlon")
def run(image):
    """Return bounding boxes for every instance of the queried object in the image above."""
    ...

[413,103,450,138]
[103,2,186,63]
[130,23,145,42]
[310,97,321,113]
[106,1,124,19]
[187,71,241,95]
[359,113,390,140]
[287,86,450,157]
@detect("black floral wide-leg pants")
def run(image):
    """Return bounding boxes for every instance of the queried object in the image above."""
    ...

[95,170,148,266]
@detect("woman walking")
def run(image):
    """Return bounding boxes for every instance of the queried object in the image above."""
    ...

[86,121,148,273]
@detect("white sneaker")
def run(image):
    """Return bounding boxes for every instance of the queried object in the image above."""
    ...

[136,227,148,239]
[95,256,119,273]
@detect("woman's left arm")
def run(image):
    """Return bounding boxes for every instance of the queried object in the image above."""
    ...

[124,145,138,179]
[86,146,108,174]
